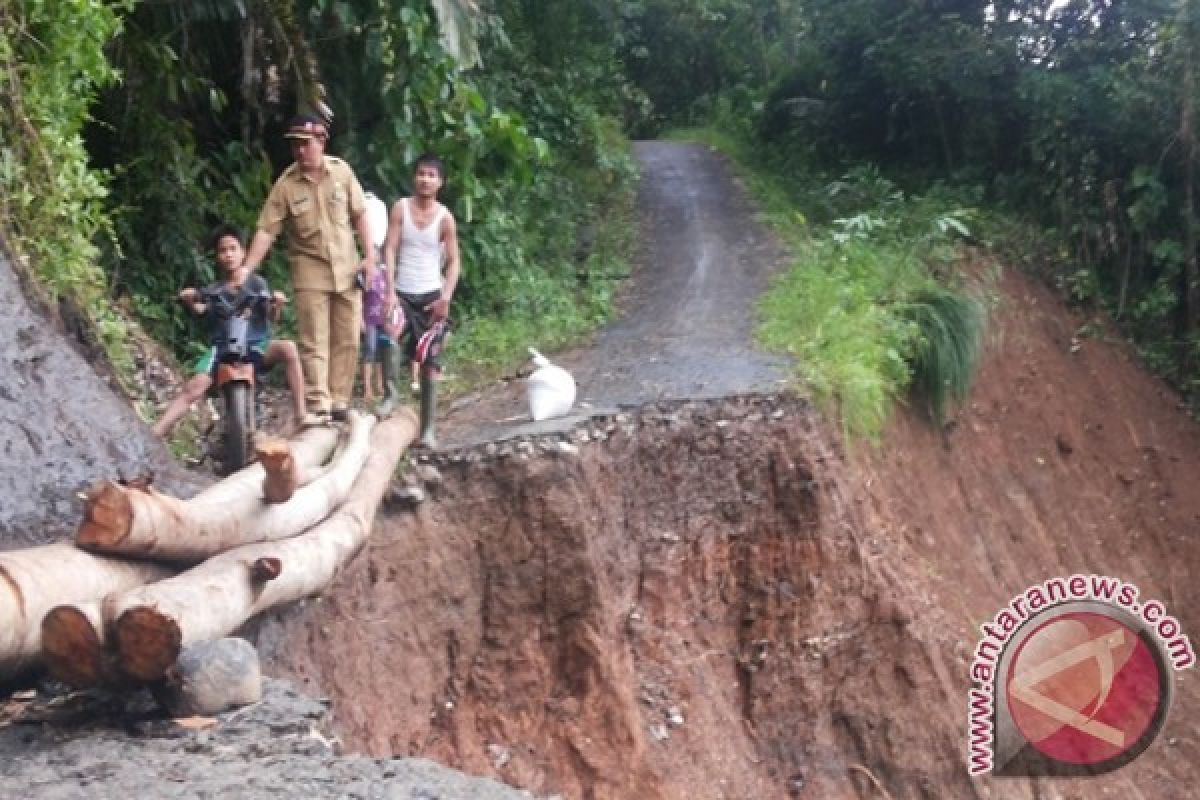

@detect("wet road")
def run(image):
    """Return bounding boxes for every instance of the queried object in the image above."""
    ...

[440,141,791,448]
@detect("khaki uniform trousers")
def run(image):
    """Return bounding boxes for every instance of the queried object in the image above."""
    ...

[294,286,361,413]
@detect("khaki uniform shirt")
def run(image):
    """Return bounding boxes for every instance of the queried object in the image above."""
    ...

[257,155,366,292]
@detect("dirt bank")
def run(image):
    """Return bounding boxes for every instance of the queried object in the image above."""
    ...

[255,264,1200,799]
[254,394,964,799]
[853,266,1200,798]
[256,395,859,798]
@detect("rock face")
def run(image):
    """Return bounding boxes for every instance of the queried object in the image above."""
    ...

[0,679,539,800]
[0,252,197,547]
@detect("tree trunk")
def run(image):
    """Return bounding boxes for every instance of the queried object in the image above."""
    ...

[106,410,417,682]
[257,435,299,503]
[292,427,356,488]
[77,416,365,562]
[931,89,954,173]
[194,423,339,504]
[0,543,174,681]
[240,13,257,144]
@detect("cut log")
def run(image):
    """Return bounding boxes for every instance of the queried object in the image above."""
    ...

[256,434,298,503]
[0,543,174,681]
[76,415,371,562]
[41,602,110,688]
[295,429,353,487]
[189,424,340,505]
[76,424,338,558]
[107,410,417,682]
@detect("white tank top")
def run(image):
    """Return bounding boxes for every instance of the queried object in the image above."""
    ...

[394,198,446,294]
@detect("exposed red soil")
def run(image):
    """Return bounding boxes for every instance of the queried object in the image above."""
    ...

[854,267,1200,798]
[257,393,884,799]
[255,265,1200,799]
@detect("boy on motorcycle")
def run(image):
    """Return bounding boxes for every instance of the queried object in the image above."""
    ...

[152,225,306,439]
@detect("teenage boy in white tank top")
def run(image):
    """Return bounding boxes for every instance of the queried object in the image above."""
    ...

[381,153,461,447]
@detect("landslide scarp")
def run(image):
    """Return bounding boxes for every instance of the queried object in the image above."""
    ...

[254,395,970,800]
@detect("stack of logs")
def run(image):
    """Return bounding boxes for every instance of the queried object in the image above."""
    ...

[0,409,417,688]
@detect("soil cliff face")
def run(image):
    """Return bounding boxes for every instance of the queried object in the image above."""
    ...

[256,267,1200,799]
[853,267,1200,799]
[254,393,975,799]
[255,395,917,799]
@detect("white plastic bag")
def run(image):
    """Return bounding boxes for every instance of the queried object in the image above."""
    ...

[526,348,576,421]
[364,192,389,250]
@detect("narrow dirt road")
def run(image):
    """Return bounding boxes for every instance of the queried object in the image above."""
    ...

[440,141,791,448]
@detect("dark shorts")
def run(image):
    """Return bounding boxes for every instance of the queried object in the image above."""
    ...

[396,290,451,370]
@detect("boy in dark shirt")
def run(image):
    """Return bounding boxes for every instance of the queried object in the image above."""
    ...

[152,225,305,438]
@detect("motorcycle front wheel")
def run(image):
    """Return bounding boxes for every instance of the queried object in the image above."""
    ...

[220,381,257,475]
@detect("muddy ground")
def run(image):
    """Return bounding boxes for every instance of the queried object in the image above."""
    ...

[3,142,1200,799]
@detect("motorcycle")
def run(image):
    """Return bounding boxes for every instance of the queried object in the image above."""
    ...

[199,283,271,474]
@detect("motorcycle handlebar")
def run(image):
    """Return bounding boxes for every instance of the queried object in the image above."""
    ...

[199,285,272,318]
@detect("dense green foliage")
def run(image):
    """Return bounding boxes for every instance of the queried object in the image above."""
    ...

[3,1,636,390]
[903,285,986,425]
[4,0,1197,426]
[729,144,988,438]
[0,0,136,379]
[627,0,1200,404]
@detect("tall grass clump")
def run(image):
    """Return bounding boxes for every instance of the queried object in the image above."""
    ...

[902,285,986,424]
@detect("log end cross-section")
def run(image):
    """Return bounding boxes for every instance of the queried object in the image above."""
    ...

[251,557,282,582]
[115,605,183,682]
[257,435,298,504]
[41,605,107,688]
[77,480,136,550]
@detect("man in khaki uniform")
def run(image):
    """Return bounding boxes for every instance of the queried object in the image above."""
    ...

[241,114,376,425]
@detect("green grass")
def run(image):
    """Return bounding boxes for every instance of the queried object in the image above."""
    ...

[757,239,921,440]
[671,126,990,440]
[445,292,604,392]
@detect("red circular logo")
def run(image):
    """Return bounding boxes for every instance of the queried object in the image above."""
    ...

[1005,611,1165,766]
